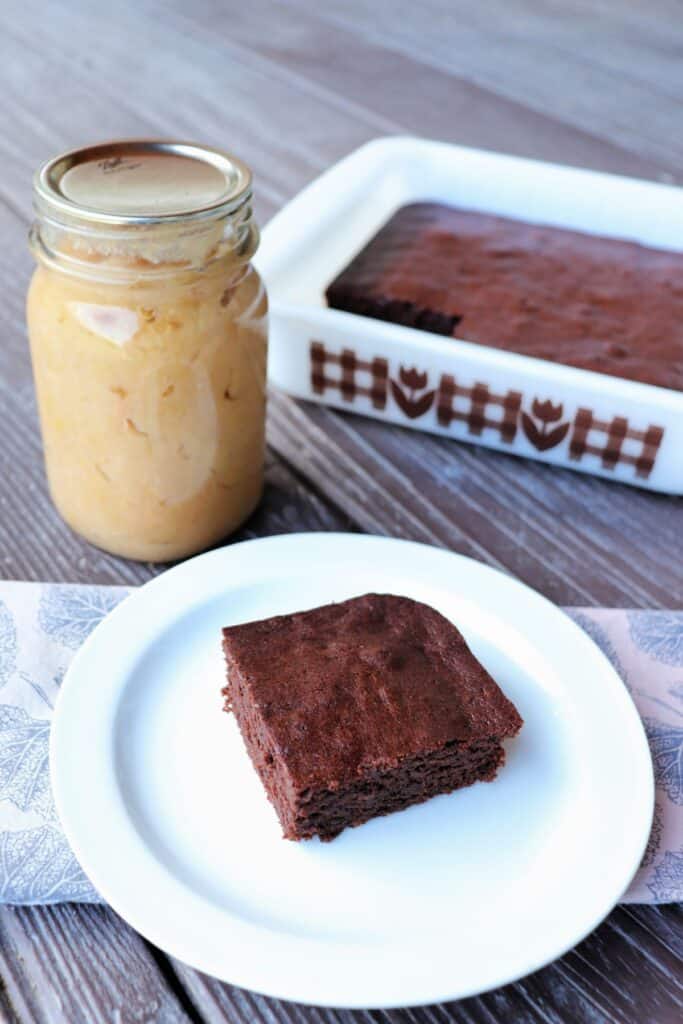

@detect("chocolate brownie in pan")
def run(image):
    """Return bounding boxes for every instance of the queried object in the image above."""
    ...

[326,203,683,391]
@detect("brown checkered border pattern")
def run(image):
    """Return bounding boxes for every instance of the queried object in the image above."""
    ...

[436,374,522,443]
[309,341,664,479]
[311,342,388,409]
[569,408,663,479]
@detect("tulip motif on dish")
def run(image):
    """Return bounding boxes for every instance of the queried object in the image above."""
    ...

[521,398,571,451]
[390,366,436,419]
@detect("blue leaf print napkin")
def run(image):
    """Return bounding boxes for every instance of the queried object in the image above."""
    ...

[0,582,128,904]
[0,581,680,904]
[567,609,683,903]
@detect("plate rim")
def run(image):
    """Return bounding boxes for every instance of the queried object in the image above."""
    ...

[50,532,654,1008]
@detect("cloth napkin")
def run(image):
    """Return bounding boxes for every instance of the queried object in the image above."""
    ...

[0,582,680,905]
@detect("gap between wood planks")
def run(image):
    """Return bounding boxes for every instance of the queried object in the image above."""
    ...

[293,0,683,176]
[154,0,681,184]
[266,391,682,608]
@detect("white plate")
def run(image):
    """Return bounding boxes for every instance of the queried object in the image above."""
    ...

[51,534,653,1008]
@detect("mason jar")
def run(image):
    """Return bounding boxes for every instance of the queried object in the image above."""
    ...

[27,141,267,562]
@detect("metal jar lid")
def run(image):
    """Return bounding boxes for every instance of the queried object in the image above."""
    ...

[33,140,253,227]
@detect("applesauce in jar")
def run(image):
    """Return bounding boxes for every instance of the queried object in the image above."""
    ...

[27,141,267,561]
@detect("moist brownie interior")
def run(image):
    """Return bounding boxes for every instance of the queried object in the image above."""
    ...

[326,202,683,391]
[222,593,523,841]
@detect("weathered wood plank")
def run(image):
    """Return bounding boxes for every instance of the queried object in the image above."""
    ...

[621,903,683,958]
[157,0,680,184]
[0,904,196,1024]
[267,393,682,607]
[300,0,683,174]
[0,0,378,213]
[440,0,683,102]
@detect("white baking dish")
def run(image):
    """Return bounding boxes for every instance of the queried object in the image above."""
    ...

[256,137,683,494]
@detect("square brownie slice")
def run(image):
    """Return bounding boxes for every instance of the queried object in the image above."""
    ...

[221,593,522,841]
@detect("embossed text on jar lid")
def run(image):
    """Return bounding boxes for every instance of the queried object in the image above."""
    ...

[34,140,252,226]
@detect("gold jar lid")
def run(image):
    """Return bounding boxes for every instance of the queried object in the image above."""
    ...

[33,140,252,226]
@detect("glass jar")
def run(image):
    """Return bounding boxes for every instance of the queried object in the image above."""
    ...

[27,141,267,562]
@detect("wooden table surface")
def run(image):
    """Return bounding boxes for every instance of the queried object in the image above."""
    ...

[0,1,681,1020]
